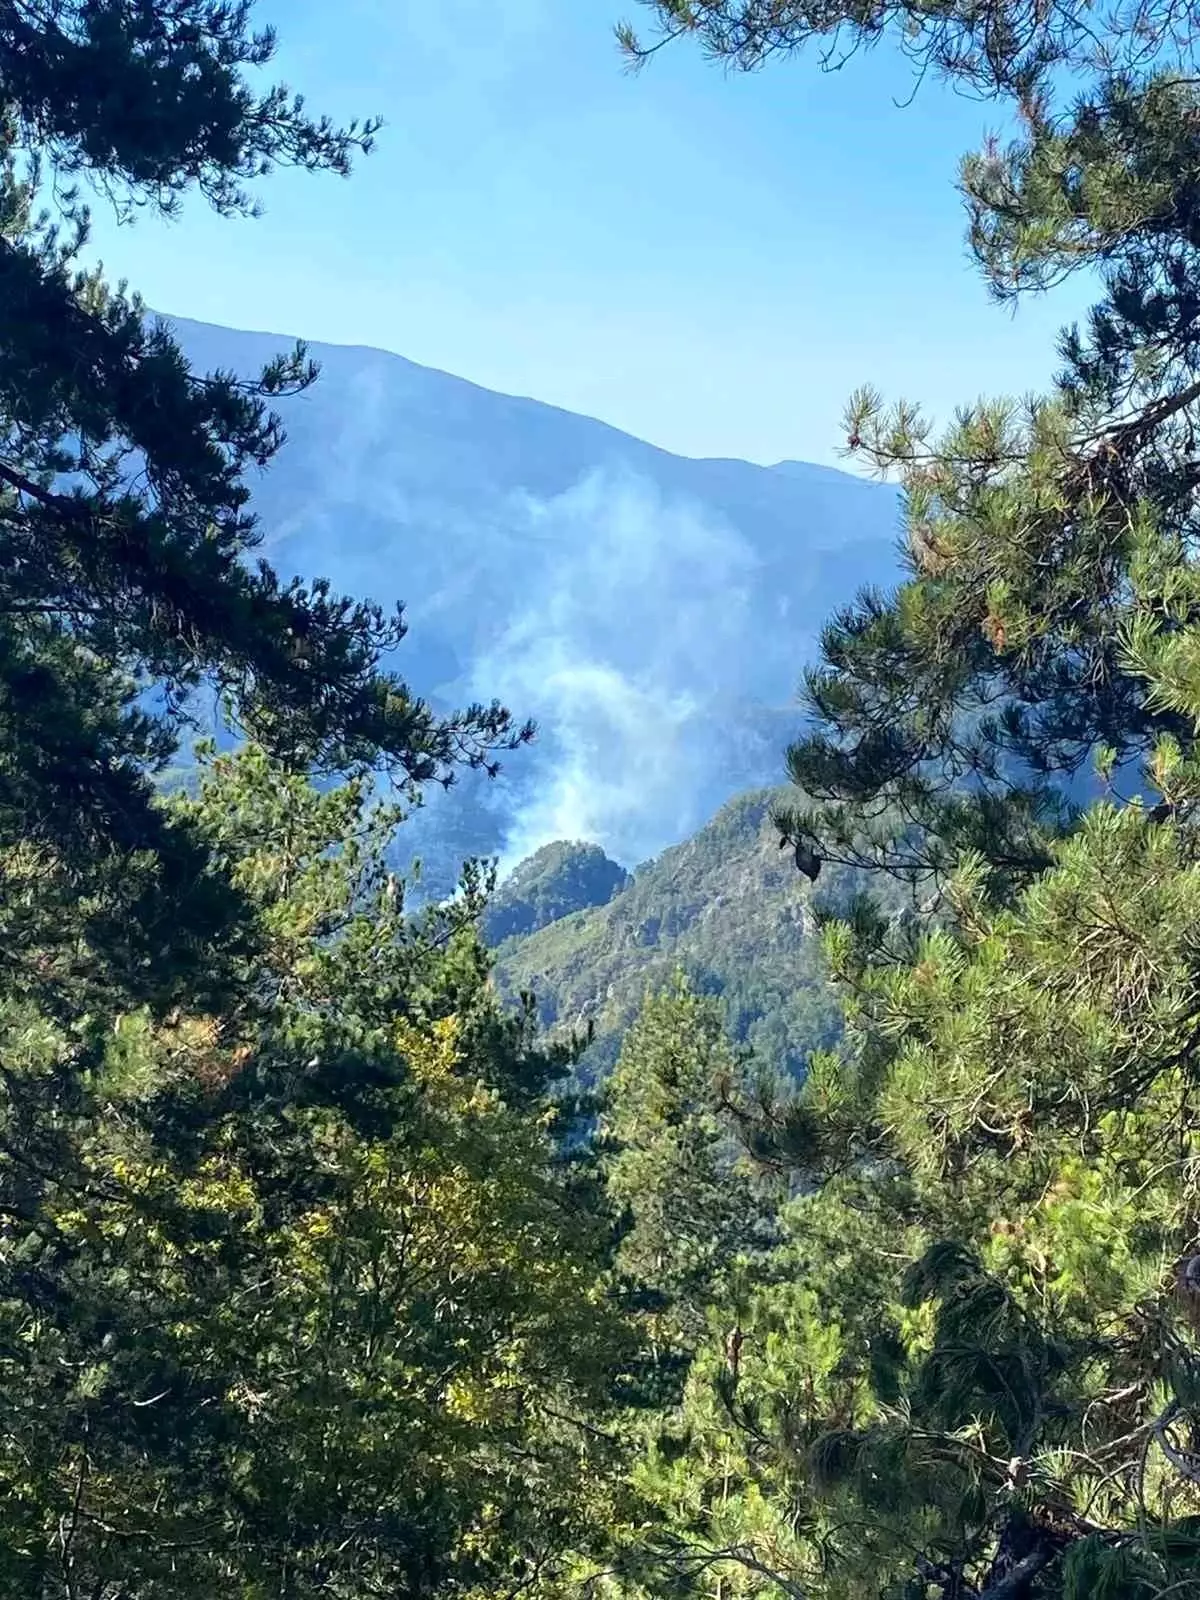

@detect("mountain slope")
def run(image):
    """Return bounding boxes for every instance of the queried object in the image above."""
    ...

[164,314,901,891]
[490,788,889,1080]
[481,841,630,944]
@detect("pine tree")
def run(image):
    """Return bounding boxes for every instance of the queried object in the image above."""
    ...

[0,1,530,979]
[0,8,599,1592]
[603,977,778,1355]
[620,5,1200,907]
[608,2,1200,1597]
[0,747,632,1599]
[618,0,1197,98]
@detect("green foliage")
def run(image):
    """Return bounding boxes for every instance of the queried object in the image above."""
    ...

[0,0,530,975]
[0,748,633,1598]
[603,977,780,1354]
[33,0,1200,1596]
[484,839,629,944]
[0,0,379,217]
[623,10,1200,916]
[0,7,631,1593]
[618,0,1198,99]
[599,3,1200,1599]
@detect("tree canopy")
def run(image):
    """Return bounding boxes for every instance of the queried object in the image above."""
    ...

[0,8,593,1597]
[595,1,1200,1597]
[618,0,1200,97]
[1,747,633,1599]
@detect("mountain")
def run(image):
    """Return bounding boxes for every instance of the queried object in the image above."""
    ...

[164,314,902,893]
[489,788,903,1082]
[481,841,630,945]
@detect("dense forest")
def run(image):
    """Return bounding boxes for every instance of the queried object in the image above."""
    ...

[488,792,889,1080]
[8,1,1200,1598]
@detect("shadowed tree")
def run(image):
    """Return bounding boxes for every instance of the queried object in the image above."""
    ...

[0,0,532,994]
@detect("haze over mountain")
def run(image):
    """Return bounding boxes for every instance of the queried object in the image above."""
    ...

[166,314,901,890]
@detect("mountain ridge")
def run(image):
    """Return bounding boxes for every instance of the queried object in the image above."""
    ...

[490,787,873,1082]
[161,312,903,894]
[153,308,881,485]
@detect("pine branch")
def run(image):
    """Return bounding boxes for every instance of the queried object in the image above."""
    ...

[652,1541,808,1599]
[978,1546,1056,1599]
[0,457,77,513]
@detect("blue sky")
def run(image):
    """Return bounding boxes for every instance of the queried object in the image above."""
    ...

[86,0,1096,467]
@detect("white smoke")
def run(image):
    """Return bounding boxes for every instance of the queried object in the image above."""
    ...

[469,468,773,871]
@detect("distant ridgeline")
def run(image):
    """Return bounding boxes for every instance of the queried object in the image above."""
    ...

[147,314,901,900]
[139,316,1137,941]
[151,315,1135,915]
[488,788,906,1082]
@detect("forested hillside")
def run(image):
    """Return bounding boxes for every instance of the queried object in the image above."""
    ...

[482,838,630,943]
[490,790,886,1079]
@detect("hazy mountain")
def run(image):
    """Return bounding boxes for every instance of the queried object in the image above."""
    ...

[164,314,901,893]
